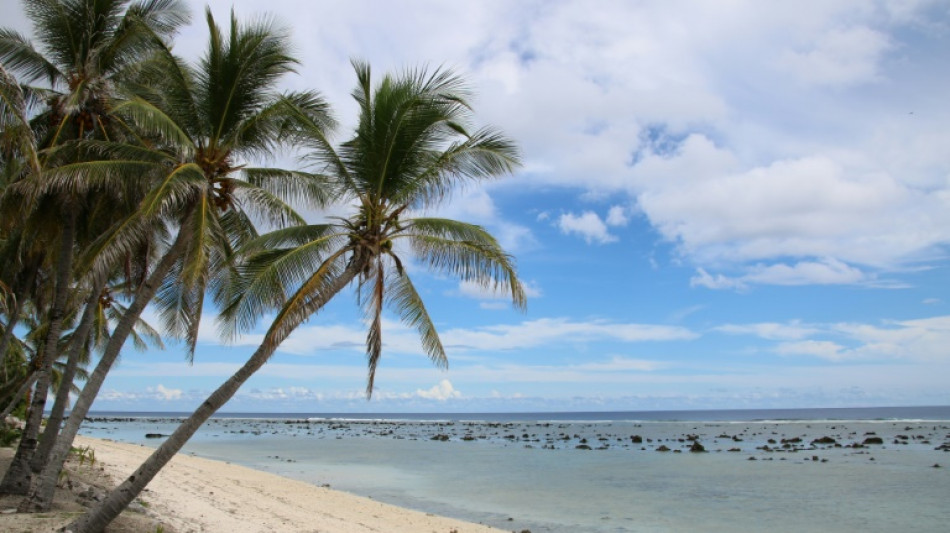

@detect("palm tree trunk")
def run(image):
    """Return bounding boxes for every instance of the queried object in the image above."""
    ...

[66,263,360,533]
[20,223,192,512]
[30,275,108,473]
[0,370,38,420]
[0,213,76,496]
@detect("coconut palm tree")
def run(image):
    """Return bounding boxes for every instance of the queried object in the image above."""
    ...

[67,60,525,533]
[21,7,330,512]
[0,0,189,496]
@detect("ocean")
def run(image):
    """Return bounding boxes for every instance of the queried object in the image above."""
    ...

[78,406,950,532]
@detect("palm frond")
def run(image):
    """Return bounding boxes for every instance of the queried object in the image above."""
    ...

[199,7,298,148]
[386,268,447,369]
[111,97,195,151]
[403,127,520,207]
[0,27,62,85]
[406,218,526,311]
[229,178,306,229]
[137,161,205,218]
[361,255,385,397]
[218,226,344,338]
[0,63,40,172]
[243,167,334,211]
[262,247,354,348]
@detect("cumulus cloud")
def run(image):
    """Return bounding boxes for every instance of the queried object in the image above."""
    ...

[605,205,630,227]
[415,379,462,401]
[557,211,616,244]
[151,384,183,401]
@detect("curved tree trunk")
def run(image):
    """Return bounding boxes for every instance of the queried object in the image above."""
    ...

[31,275,107,473]
[0,370,38,420]
[65,263,360,533]
[0,214,76,496]
[20,225,192,512]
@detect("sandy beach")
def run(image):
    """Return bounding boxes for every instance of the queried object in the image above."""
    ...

[1,435,504,533]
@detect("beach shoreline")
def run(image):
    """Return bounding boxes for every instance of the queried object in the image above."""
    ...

[1,435,504,533]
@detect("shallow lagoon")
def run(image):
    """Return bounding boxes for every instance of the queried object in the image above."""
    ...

[80,411,950,532]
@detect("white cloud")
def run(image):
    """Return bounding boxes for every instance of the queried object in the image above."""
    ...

[775,340,846,360]
[456,279,543,307]
[716,321,821,341]
[606,205,630,226]
[690,268,746,290]
[138,384,183,401]
[693,258,869,289]
[744,259,868,285]
[780,26,892,87]
[442,317,696,351]
[719,315,950,362]
[557,211,616,244]
[415,379,461,401]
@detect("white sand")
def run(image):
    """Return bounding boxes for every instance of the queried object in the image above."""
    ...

[74,436,504,533]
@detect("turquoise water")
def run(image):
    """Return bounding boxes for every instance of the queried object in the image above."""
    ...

[79,408,950,532]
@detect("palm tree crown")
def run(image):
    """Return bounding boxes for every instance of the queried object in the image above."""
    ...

[227,61,526,395]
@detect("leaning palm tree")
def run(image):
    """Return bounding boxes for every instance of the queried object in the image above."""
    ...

[21,7,328,512]
[67,60,525,533]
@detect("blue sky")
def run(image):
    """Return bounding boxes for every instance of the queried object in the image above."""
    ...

[4,0,950,412]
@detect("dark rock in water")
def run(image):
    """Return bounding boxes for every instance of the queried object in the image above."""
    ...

[689,441,706,453]
[812,436,836,445]
[933,464,941,468]
[728,447,741,452]
[631,435,643,443]
[656,445,671,452]
[748,456,757,461]
[144,433,166,439]
[575,444,592,450]
[862,437,884,445]
[430,434,449,441]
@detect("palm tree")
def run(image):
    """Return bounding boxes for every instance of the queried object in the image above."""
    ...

[21,7,329,512]
[0,0,189,496]
[67,61,525,533]
[0,61,41,389]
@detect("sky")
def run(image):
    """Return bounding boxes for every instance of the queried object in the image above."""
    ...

[3,0,950,413]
